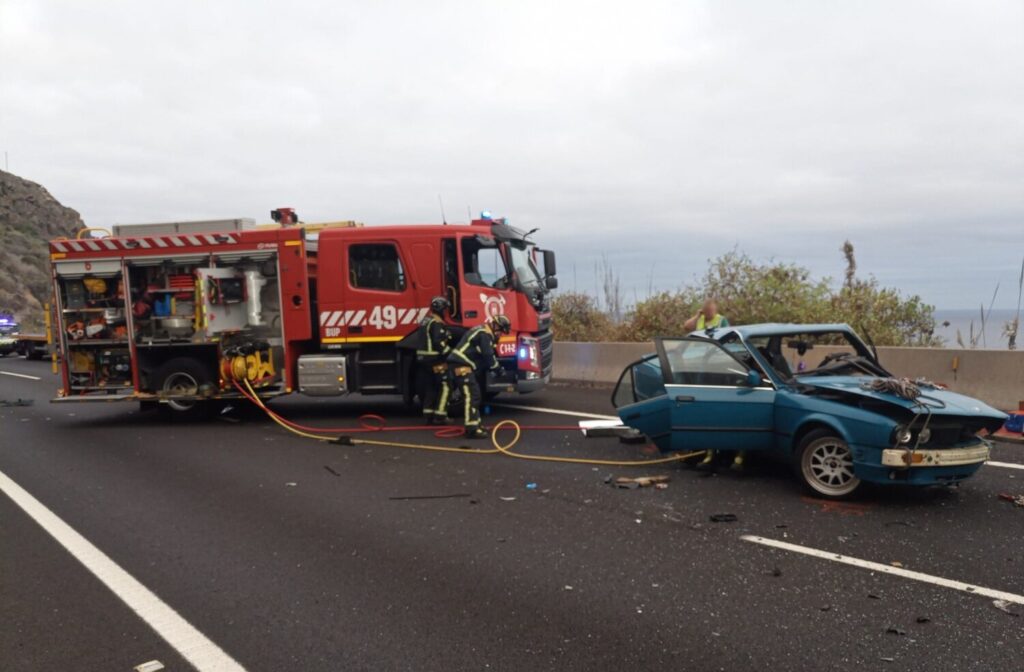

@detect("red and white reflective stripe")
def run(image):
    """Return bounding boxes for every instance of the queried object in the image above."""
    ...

[52,233,240,253]
[319,307,429,330]
[404,308,429,324]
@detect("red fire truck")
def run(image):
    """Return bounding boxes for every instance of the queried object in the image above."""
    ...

[47,213,557,415]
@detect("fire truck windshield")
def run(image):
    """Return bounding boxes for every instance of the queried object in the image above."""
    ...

[505,242,543,293]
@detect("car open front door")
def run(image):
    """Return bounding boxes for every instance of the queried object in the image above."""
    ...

[654,337,776,453]
[613,354,672,451]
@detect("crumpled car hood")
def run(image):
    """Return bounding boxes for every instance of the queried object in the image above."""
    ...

[794,376,1007,419]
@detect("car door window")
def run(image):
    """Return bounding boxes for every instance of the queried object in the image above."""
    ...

[612,354,665,407]
[658,338,751,386]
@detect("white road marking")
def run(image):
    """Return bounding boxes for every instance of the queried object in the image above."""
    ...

[742,534,1024,605]
[490,402,618,421]
[1,370,41,381]
[0,469,248,672]
[988,460,1024,470]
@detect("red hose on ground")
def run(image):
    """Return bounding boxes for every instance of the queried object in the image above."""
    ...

[231,381,580,437]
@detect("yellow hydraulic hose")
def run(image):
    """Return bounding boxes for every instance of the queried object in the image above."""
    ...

[241,379,704,467]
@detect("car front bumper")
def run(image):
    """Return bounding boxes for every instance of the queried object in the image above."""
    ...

[880,442,990,468]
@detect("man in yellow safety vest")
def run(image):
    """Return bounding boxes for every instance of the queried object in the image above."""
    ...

[684,298,729,332]
[684,299,745,472]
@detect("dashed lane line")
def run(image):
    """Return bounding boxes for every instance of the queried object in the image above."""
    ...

[742,534,1024,605]
[0,469,248,672]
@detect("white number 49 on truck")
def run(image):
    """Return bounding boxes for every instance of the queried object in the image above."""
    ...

[47,208,557,416]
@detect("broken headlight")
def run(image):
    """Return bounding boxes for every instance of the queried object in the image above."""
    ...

[892,425,913,445]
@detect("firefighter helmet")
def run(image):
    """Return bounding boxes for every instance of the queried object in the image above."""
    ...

[489,314,512,334]
[430,296,450,315]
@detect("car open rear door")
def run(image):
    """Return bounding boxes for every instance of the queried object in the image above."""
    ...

[654,337,776,453]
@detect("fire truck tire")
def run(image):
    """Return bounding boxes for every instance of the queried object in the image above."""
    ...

[25,345,44,361]
[153,357,214,418]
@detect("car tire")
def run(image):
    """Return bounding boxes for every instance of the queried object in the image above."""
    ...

[153,357,214,419]
[795,429,861,499]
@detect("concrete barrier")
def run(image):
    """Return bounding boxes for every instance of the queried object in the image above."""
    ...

[552,342,1024,411]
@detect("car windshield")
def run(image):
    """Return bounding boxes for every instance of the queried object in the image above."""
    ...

[504,242,543,291]
[726,330,887,380]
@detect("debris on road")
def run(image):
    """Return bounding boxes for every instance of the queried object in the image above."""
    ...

[499,496,517,502]
[0,398,33,407]
[134,662,165,672]
[388,493,472,501]
[709,513,738,523]
[992,600,1021,617]
[285,482,297,487]
[997,493,1024,508]
[890,561,905,568]
[324,465,341,477]
[612,475,670,489]
[526,482,538,490]
[916,616,931,624]
[769,567,782,577]
[885,627,906,636]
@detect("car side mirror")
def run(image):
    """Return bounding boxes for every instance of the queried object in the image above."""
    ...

[545,276,559,290]
[745,370,762,387]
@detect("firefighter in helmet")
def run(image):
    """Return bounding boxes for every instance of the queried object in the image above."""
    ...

[416,296,454,424]
[447,313,511,438]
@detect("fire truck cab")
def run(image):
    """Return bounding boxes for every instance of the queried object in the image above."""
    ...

[47,214,556,415]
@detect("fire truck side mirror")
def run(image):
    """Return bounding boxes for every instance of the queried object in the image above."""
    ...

[541,249,557,278]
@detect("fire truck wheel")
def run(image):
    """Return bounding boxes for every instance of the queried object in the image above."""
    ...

[153,357,213,418]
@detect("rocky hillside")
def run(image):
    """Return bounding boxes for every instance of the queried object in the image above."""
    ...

[0,170,84,330]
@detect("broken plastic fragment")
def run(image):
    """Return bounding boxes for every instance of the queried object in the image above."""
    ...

[134,662,165,672]
[993,599,1021,617]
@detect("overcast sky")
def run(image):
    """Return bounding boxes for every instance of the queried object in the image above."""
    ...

[2,0,1022,308]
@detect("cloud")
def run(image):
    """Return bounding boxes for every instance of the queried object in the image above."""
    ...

[2,0,1022,307]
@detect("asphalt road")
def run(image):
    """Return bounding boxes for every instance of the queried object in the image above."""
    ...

[2,356,1023,671]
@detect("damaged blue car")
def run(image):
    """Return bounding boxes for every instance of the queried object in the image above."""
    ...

[613,324,1007,499]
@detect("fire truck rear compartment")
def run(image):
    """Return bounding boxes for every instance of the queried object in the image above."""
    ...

[54,250,287,401]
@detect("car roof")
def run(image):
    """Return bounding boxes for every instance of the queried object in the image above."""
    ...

[707,323,856,339]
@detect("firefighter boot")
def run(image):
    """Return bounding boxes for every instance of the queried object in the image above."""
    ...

[465,427,490,439]
[730,452,746,473]
[695,450,716,472]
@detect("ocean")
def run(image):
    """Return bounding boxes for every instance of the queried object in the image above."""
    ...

[932,309,1021,349]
